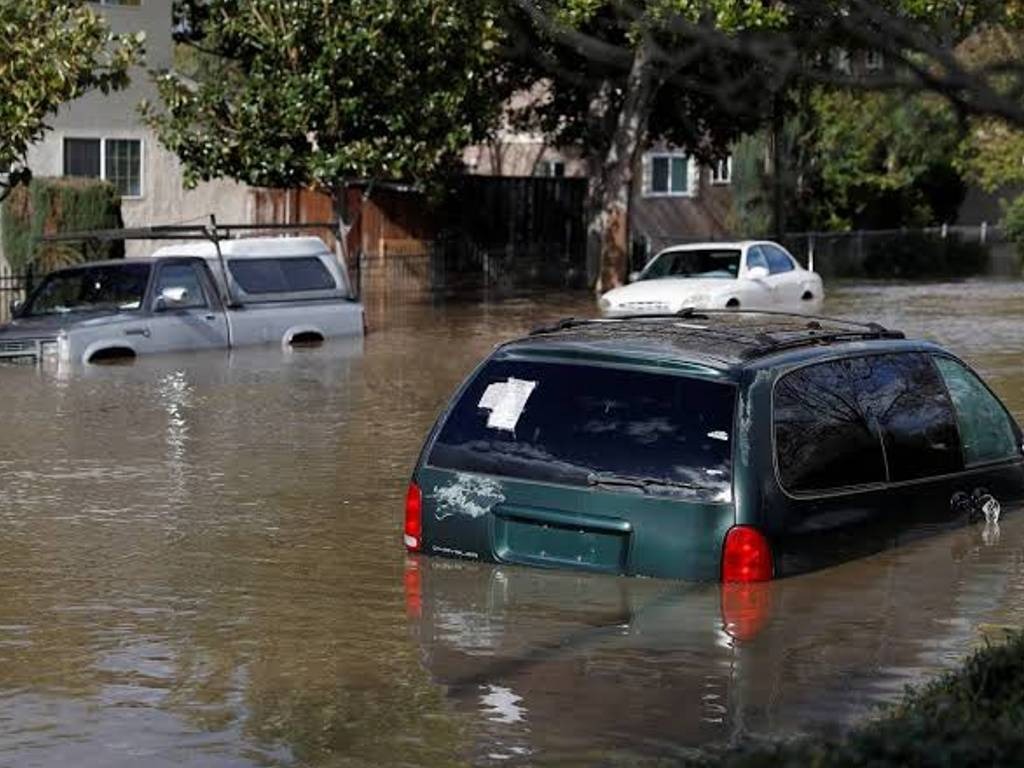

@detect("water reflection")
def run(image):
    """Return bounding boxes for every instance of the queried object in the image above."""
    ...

[408,508,1024,764]
[0,284,1022,765]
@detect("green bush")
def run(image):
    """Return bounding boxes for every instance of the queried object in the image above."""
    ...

[1001,194,1024,263]
[689,632,1024,768]
[862,231,989,278]
[1,177,123,272]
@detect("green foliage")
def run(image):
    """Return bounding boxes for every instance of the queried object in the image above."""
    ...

[690,632,1024,767]
[812,89,965,229]
[730,88,967,234]
[146,0,504,197]
[1001,193,1024,259]
[1,178,124,272]
[0,1,142,200]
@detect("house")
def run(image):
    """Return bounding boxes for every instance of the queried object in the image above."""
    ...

[21,0,254,256]
[462,88,736,268]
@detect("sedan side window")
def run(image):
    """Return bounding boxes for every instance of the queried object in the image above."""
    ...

[746,246,769,273]
[154,263,209,310]
[933,357,1020,466]
[763,244,795,274]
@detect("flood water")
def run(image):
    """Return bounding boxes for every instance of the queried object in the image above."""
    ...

[1,281,1024,766]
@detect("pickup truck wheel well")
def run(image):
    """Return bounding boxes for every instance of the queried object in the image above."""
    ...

[88,347,136,364]
[289,331,325,346]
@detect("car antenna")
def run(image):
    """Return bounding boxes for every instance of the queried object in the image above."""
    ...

[207,214,241,310]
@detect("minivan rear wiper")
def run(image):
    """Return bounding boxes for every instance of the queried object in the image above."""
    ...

[586,472,710,494]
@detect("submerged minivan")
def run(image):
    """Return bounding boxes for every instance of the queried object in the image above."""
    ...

[404,312,1024,582]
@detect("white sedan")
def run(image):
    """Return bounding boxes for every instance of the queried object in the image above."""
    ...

[599,241,824,317]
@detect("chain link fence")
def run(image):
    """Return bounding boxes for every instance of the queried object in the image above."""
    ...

[635,225,1018,278]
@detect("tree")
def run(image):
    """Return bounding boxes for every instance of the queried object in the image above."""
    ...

[146,0,504,228]
[0,1,142,202]
[503,1,787,291]
[505,0,1024,289]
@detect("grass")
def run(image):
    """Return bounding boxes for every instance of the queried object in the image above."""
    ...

[690,631,1024,767]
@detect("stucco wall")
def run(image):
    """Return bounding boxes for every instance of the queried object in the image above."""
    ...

[16,1,254,258]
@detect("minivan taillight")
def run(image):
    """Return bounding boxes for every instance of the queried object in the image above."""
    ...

[721,525,773,582]
[404,482,423,551]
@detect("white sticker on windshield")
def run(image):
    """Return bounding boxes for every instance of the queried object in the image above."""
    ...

[478,377,537,432]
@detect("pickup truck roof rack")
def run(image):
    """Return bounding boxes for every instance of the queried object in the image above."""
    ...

[37,219,347,308]
[527,308,905,364]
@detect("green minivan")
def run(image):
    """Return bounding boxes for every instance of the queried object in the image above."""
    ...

[404,312,1024,581]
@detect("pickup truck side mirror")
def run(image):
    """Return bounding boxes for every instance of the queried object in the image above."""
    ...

[628,271,641,283]
[155,286,190,311]
[746,265,769,280]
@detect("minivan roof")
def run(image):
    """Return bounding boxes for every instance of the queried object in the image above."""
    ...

[503,311,922,375]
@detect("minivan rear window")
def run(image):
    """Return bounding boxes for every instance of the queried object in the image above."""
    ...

[228,256,336,294]
[429,360,735,501]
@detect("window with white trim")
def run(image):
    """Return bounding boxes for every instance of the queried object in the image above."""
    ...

[832,47,851,74]
[63,137,143,198]
[711,156,732,185]
[535,159,565,178]
[865,50,884,71]
[644,153,695,197]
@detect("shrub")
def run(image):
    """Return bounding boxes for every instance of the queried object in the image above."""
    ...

[862,231,989,278]
[689,632,1024,768]
[1001,193,1024,263]
[1,177,123,272]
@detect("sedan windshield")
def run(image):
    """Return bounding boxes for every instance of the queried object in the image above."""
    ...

[641,249,741,280]
[23,264,151,316]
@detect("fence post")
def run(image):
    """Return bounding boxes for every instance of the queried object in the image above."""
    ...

[808,234,815,272]
[941,222,948,239]
[980,221,988,245]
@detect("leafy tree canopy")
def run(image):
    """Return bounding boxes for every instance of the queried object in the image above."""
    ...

[0,0,142,201]
[147,0,505,201]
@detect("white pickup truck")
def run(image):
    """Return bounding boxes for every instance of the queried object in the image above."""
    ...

[0,236,364,365]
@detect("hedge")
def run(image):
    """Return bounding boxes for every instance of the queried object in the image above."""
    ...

[689,631,1024,768]
[1,177,123,272]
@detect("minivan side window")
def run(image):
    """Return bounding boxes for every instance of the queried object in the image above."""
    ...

[775,353,962,493]
[933,356,1020,466]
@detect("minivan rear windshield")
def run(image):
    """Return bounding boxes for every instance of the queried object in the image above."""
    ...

[429,360,735,502]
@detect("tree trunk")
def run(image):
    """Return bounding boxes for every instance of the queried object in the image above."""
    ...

[590,38,658,294]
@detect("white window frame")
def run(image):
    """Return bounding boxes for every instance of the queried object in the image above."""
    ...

[643,152,696,198]
[62,135,145,200]
[832,47,852,75]
[865,50,884,71]
[535,159,566,178]
[711,156,732,185]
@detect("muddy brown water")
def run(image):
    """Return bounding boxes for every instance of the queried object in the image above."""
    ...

[1,281,1024,767]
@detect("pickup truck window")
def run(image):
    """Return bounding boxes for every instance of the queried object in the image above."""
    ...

[228,257,336,294]
[23,264,151,316]
[155,263,209,310]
